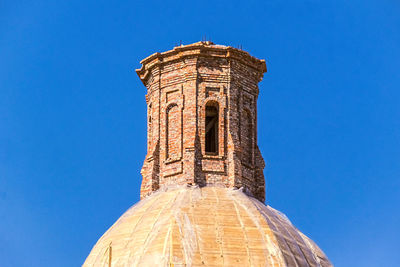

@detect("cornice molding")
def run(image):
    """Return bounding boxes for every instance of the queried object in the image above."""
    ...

[136,42,267,85]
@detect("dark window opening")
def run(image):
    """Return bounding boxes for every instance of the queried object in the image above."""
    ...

[205,105,218,154]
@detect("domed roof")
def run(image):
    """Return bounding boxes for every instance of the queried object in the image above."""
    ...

[83,186,332,267]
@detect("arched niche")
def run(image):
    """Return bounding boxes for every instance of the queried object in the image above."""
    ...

[166,103,180,160]
[241,109,253,165]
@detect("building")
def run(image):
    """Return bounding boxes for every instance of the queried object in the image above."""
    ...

[83,41,333,266]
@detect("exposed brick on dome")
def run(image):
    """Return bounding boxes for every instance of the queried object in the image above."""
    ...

[83,187,332,267]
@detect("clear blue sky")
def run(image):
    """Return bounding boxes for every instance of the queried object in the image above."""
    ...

[1,0,399,266]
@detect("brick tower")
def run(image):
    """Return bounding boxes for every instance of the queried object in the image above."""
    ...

[136,41,267,201]
[84,41,333,267]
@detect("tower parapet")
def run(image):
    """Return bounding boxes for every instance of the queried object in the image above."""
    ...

[136,41,267,201]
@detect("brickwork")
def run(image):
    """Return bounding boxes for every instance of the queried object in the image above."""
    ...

[136,41,267,201]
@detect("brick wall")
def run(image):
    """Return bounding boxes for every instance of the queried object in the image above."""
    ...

[137,41,267,202]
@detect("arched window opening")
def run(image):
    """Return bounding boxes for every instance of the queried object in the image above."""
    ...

[205,103,219,154]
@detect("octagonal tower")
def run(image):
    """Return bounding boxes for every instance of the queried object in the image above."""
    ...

[137,41,267,201]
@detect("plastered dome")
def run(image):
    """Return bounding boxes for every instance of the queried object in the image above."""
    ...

[83,186,332,267]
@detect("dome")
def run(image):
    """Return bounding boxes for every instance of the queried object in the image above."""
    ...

[83,186,332,266]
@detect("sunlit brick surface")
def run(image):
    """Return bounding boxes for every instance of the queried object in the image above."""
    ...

[137,41,267,201]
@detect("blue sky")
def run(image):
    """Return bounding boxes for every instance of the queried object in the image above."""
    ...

[1,0,399,266]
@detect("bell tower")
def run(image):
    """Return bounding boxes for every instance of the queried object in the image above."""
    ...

[136,41,267,201]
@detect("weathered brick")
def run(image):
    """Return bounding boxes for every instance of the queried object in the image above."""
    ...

[136,41,267,201]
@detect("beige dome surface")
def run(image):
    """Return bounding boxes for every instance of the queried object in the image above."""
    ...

[83,186,332,267]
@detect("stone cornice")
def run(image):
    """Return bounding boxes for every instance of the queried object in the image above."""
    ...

[136,41,267,85]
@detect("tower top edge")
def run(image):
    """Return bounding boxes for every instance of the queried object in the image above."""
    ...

[135,41,267,81]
